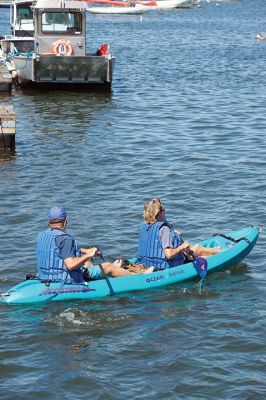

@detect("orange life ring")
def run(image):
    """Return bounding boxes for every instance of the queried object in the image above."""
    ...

[52,40,73,56]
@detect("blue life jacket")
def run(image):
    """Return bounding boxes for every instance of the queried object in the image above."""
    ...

[137,221,185,270]
[36,229,84,284]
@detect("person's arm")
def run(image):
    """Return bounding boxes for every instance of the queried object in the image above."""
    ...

[160,226,189,259]
[57,235,98,271]
[164,242,189,259]
[64,247,98,271]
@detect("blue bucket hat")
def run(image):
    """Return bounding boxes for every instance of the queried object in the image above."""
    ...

[48,205,67,222]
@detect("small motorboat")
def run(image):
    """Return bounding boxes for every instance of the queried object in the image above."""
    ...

[139,0,196,9]
[86,3,152,14]
[0,226,260,305]
[86,0,196,14]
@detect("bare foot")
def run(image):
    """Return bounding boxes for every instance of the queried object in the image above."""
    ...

[113,259,123,268]
[144,267,154,274]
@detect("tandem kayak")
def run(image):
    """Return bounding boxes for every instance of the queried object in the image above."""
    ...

[0,226,260,305]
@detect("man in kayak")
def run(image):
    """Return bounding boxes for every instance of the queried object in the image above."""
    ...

[36,205,153,284]
[136,198,221,270]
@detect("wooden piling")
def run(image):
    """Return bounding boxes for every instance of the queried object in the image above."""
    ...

[0,106,16,149]
[0,65,12,92]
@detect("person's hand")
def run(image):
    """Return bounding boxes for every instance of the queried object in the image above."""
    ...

[183,245,196,261]
[80,247,98,258]
[181,242,190,251]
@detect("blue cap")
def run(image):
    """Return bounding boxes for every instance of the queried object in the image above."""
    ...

[48,205,67,222]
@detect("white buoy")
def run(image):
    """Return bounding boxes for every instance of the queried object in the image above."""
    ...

[256,32,266,40]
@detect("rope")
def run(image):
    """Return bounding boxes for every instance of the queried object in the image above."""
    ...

[1,51,32,71]
[9,52,33,72]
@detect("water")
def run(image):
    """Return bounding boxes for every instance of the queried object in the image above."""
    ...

[0,0,266,398]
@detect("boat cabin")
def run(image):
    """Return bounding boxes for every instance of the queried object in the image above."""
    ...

[3,0,88,55]
[34,0,87,57]
[11,0,34,37]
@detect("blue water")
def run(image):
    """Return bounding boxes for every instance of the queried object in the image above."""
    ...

[0,0,266,398]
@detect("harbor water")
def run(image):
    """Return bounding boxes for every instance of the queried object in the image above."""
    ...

[0,0,266,398]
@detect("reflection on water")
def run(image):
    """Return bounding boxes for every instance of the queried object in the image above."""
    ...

[0,148,16,164]
[12,87,114,139]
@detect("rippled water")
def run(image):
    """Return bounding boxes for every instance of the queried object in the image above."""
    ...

[0,1,266,398]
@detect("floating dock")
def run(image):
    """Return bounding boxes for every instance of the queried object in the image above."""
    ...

[0,106,16,149]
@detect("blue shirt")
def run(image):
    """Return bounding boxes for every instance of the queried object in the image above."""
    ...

[54,234,77,260]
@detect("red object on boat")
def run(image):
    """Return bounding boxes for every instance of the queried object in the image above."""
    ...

[97,43,108,56]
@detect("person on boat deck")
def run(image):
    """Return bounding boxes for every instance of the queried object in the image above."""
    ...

[36,205,153,284]
[136,198,221,270]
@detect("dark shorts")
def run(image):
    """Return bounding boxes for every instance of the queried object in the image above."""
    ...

[83,265,104,281]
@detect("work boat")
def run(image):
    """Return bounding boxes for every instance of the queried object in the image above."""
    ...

[0,0,116,89]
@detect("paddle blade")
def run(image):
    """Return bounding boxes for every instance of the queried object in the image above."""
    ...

[194,257,208,278]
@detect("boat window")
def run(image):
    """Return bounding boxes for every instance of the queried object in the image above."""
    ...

[17,6,33,20]
[41,12,82,35]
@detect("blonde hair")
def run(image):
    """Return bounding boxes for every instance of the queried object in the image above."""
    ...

[143,198,164,224]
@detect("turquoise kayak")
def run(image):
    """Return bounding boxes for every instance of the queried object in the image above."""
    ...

[0,226,260,305]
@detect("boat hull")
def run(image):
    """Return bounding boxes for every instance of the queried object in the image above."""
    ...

[85,0,197,11]
[87,5,150,14]
[141,0,196,9]
[13,54,115,87]
[0,226,260,304]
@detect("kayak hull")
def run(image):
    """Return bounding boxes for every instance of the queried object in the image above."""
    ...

[0,226,260,304]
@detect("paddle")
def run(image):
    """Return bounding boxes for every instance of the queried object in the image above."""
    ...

[88,247,115,296]
[184,246,208,279]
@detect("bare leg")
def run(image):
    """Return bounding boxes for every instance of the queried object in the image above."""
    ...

[190,244,221,258]
[102,260,131,277]
[101,259,154,277]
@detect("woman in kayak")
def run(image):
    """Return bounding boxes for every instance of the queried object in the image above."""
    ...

[136,198,221,270]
